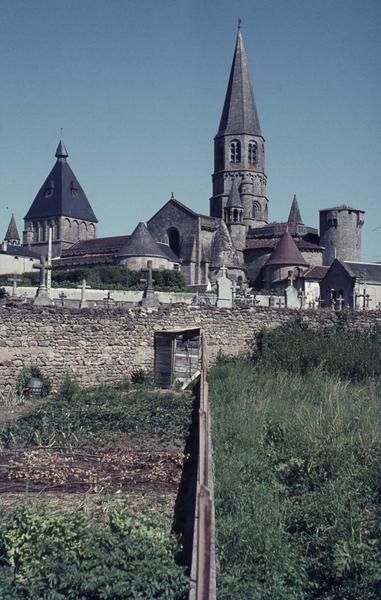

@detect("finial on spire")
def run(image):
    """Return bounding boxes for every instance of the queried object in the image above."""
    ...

[238,18,242,30]
[171,192,175,199]
[55,139,68,159]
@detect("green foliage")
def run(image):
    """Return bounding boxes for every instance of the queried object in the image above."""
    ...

[210,361,381,599]
[130,368,152,385]
[254,319,381,381]
[0,380,193,449]
[0,266,186,291]
[0,504,188,599]
[15,365,51,397]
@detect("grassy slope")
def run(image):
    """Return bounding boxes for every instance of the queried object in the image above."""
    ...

[210,361,381,599]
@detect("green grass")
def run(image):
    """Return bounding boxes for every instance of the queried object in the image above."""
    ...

[210,360,381,599]
[0,379,193,449]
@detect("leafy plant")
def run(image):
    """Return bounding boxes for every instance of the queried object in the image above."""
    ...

[15,365,51,397]
[0,504,188,599]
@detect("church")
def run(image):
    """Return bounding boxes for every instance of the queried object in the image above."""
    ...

[4,27,375,301]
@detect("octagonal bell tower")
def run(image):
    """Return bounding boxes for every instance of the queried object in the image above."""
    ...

[210,27,268,229]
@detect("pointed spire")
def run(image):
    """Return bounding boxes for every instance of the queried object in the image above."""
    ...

[55,140,68,159]
[226,178,243,208]
[266,231,308,267]
[4,214,20,243]
[217,30,261,136]
[211,221,240,267]
[288,195,303,224]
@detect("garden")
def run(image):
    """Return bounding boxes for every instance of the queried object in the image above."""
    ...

[0,370,194,599]
[210,320,381,599]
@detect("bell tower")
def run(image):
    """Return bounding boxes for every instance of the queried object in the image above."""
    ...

[210,26,268,229]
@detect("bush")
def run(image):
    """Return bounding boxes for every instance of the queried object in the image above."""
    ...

[0,504,188,599]
[15,365,51,397]
[253,319,381,382]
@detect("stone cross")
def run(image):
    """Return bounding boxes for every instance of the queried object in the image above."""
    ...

[77,278,90,309]
[103,290,113,309]
[58,291,67,307]
[315,297,324,309]
[7,273,22,297]
[140,260,160,308]
[276,297,283,308]
[140,260,155,291]
[33,256,54,306]
[297,289,306,309]
[337,295,345,311]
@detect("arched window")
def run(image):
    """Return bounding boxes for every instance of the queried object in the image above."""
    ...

[230,140,241,163]
[233,209,238,223]
[252,201,261,218]
[248,141,258,164]
[167,228,180,257]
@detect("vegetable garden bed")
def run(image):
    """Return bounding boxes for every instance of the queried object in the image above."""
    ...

[0,376,194,599]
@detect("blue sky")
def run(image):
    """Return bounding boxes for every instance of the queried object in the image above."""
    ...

[1,0,380,260]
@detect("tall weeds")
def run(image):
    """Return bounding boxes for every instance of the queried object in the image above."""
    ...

[210,361,381,599]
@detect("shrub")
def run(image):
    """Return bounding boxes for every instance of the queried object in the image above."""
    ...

[253,319,381,382]
[15,365,51,397]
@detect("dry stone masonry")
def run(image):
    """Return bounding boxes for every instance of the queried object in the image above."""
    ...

[0,304,380,390]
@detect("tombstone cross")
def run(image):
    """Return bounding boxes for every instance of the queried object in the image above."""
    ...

[103,290,113,309]
[355,288,370,311]
[140,260,155,290]
[7,273,22,297]
[276,297,283,308]
[297,289,306,309]
[337,295,345,311]
[315,297,324,309]
[58,291,67,307]
[76,278,91,309]
[33,256,54,306]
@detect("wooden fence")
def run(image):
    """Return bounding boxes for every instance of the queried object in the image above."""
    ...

[189,333,217,600]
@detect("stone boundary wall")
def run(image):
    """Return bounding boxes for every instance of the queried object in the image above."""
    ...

[0,304,379,390]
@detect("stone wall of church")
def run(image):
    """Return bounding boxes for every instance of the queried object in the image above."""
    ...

[0,304,378,391]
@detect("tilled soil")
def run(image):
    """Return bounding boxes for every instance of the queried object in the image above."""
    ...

[0,447,187,494]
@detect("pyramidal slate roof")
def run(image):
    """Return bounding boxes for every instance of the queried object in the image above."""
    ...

[4,214,20,241]
[288,195,303,224]
[266,231,308,267]
[226,177,243,208]
[117,222,168,259]
[25,141,98,222]
[217,30,262,137]
[211,221,240,267]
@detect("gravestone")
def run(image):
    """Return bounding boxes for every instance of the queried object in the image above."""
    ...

[33,256,54,306]
[140,260,160,309]
[216,270,233,308]
[285,285,299,309]
[77,278,90,309]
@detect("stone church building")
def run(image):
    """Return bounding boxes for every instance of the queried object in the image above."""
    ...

[4,27,368,293]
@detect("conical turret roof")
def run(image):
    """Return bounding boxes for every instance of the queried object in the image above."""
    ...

[226,178,243,208]
[118,222,168,259]
[287,195,303,224]
[4,214,20,242]
[217,30,262,137]
[211,221,241,267]
[25,141,98,222]
[266,231,308,267]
